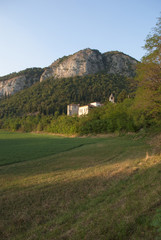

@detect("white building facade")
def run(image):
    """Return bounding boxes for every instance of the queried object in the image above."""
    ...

[78,105,89,116]
[67,104,79,116]
[67,102,102,116]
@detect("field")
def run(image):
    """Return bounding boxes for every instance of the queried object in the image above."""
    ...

[0,131,161,240]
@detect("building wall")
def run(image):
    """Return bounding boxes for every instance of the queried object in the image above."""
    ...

[78,105,89,116]
[90,102,102,107]
[67,104,79,116]
[67,102,102,116]
[109,94,115,103]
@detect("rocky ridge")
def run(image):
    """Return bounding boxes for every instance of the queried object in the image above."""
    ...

[0,49,138,97]
[103,51,138,77]
[40,49,105,82]
[40,48,138,82]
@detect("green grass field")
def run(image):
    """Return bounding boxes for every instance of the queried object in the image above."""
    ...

[0,131,161,240]
[0,131,101,166]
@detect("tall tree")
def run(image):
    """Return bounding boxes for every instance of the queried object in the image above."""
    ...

[134,15,161,126]
[137,16,161,89]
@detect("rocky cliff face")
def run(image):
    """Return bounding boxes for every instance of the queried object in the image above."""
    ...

[0,76,27,97]
[103,51,138,77]
[40,48,138,82]
[40,49,105,82]
[0,68,43,98]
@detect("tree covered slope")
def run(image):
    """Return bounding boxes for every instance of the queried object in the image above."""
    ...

[0,73,136,118]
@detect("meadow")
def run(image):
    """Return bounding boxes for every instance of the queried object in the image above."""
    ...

[0,131,161,240]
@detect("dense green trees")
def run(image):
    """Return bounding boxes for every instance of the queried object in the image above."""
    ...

[0,73,135,118]
[0,99,138,134]
[117,89,128,103]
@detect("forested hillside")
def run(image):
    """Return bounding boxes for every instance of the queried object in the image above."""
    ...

[0,73,136,118]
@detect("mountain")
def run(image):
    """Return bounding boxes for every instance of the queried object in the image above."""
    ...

[0,48,138,97]
[40,48,138,82]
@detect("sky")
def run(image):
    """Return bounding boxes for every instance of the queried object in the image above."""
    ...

[0,0,160,76]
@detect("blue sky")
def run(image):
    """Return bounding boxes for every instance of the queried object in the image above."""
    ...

[0,0,160,76]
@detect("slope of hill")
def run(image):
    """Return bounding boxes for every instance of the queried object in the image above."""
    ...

[0,73,136,118]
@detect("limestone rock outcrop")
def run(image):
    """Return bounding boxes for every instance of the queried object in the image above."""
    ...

[103,51,138,77]
[40,48,138,82]
[0,68,43,98]
[0,76,27,97]
[40,49,105,82]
